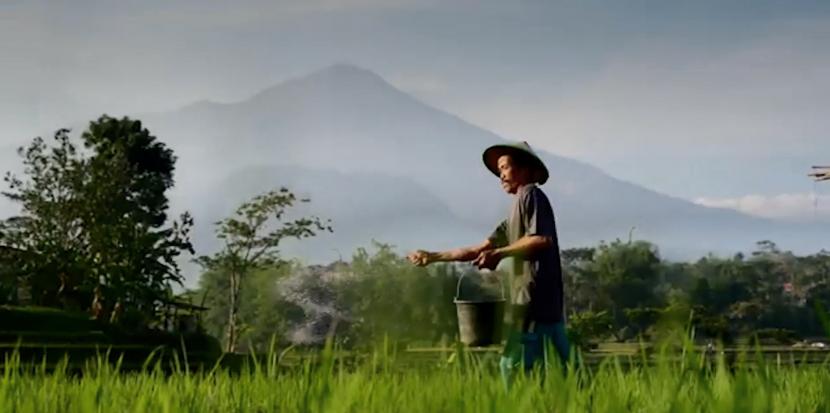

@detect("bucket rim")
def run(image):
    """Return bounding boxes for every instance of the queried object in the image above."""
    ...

[455,272,506,302]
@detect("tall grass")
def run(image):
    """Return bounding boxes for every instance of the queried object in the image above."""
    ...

[1,339,829,412]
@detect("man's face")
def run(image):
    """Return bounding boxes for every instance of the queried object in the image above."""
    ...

[497,154,530,194]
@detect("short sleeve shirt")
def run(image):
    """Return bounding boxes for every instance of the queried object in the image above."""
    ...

[488,184,565,325]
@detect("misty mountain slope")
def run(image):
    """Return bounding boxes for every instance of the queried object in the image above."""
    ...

[145,64,512,222]
[179,164,485,268]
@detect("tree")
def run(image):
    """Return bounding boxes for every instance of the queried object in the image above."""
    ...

[1,131,88,307]
[78,116,194,321]
[1,116,193,323]
[591,240,662,338]
[562,247,599,313]
[196,262,304,352]
[197,188,331,353]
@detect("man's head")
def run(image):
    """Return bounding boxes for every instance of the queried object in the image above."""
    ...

[497,153,536,194]
[482,141,549,193]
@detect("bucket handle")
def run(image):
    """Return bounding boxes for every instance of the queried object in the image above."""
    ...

[455,271,506,301]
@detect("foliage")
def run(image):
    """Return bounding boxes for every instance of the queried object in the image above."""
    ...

[567,310,612,348]
[190,236,830,349]
[197,241,503,351]
[562,240,830,343]
[0,117,193,325]
[196,188,331,352]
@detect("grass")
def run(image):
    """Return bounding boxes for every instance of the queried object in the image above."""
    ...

[2,338,830,412]
[0,304,827,411]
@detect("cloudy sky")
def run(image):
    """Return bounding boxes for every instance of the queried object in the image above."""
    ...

[2,0,829,221]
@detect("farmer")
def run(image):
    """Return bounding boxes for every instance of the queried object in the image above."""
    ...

[407,141,570,388]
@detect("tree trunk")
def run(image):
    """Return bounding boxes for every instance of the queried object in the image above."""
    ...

[226,271,240,353]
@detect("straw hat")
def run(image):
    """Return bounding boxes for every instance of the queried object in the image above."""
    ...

[482,141,549,185]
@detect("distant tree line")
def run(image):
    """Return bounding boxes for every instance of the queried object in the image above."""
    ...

[192,237,830,352]
[563,239,830,346]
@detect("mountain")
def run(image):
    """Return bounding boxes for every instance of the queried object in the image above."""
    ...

[9,64,828,286]
[146,64,507,223]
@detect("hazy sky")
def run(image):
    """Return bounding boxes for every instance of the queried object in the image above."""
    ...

[2,0,829,220]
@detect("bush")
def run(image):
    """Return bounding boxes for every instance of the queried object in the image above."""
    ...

[694,314,735,345]
[624,307,662,339]
[568,310,612,349]
[751,328,799,345]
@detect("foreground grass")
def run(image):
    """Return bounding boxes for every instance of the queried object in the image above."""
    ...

[1,343,830,413]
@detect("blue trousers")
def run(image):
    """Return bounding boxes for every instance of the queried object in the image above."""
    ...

[499,322,570,389]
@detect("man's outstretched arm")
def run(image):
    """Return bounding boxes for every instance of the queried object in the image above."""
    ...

[407,239,496,266]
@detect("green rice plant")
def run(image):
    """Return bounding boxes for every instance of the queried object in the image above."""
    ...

[1,334,830,412]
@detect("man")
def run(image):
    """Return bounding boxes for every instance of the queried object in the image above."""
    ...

[407,141,570,388]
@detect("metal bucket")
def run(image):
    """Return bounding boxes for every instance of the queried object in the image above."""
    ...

[454,273,506,347]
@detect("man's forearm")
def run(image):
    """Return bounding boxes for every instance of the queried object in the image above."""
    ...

[495,235,552,259]
[432,247,481,262]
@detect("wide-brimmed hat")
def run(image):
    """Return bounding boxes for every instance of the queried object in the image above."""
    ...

[482,141,549,185]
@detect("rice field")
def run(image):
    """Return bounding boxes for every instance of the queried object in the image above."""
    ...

[2,340,830,413]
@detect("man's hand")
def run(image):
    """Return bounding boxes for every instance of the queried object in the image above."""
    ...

[473,249,503,271]
[407,250,435,267]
